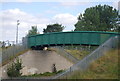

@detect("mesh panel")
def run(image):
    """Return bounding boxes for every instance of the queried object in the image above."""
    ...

[52,36,119,79]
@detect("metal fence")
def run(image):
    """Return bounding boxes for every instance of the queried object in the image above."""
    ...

[53,45,98,64]
[52,35,119,79]
[1,38,28,65]
[62,45,99,52]
[52,46,79,64]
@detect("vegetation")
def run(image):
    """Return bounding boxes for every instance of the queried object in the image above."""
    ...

[68,49,119,79]
[7,58,23,77]
[66,49,90,60]
[47,47,56,51]
[75,5,119,31]
[2,49,29,66]
[27,26,39,36]
[64,45,98,51]
[1,46,12,50]
[43,23,64,33]
[21,70,64,77]
[63,45,98,60]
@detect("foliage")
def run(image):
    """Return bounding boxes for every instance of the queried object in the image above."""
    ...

[43,23,64,33]
[66,49,90,60]
[27,26,39,36]
[74,5,119,31]
[21,70,64,77]
[7,58,23,77]
[68,49,119,79]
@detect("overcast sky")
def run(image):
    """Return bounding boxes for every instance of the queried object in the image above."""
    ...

[0,0,119,43]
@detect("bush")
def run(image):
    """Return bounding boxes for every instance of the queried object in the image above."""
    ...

[57,70,64,73]
[7,58,23,77]
[21,70,65,77]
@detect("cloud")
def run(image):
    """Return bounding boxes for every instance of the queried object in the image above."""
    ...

[53,13,77,24]
[1,8,78,42]
[112,1,119,10]
[1,8,50,42]
[52,13,77,31]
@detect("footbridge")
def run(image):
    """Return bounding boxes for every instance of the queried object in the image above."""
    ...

[26,31,119,49]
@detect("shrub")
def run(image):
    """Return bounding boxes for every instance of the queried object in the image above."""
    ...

[7,58,23,77]
[57,70,64,73]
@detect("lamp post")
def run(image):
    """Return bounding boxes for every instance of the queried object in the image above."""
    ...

[16,20,20,44]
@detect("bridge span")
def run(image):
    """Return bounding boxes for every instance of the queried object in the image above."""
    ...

[25,31,119,49]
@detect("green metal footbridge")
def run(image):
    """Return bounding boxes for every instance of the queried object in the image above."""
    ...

[26,31,119,49]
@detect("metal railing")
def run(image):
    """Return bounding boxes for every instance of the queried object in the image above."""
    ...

[52,35,119,79]
[52,47,79,64]
[1,43,28,66]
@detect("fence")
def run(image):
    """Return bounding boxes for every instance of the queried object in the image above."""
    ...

[61,45,99,53]
[1,38,28,66]
[53,45,99,64]
[52,35,119,79]
[52,46,79,64]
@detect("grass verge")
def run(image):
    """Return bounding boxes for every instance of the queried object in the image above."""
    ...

[65,49,90,60]
[67,49,119,79]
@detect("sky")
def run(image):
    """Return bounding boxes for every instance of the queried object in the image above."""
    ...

[0,0,120,44]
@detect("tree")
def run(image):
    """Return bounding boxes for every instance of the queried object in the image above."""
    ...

[74,5,119,31]
[7,58,22,77]
[27,26,39,36]
[43,23,64,33]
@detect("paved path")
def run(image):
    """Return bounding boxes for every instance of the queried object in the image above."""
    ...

[1,50,73,78]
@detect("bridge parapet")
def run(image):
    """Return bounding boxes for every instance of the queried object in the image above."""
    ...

[27,31,119,49]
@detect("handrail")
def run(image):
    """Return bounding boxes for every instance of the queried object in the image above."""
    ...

[52,36,119,79]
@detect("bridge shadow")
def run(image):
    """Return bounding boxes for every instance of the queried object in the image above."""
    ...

[31,44,98,50]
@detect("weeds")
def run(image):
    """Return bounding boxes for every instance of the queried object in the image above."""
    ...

[21,70,64,77]
[68,49,119,79]
[66,49,90,60]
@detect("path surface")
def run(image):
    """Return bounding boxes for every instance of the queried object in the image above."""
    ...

[1,50,73,79]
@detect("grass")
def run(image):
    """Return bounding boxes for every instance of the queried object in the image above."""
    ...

[47,47,57,52]
[0,46,12,50]
[67,49,119,79]
[21,70,64,77]
[65,49,90,60]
